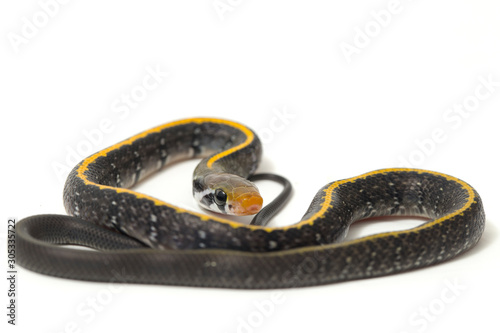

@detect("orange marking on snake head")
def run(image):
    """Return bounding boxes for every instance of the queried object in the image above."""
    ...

[228,182,263,216]
[233,192,263,215]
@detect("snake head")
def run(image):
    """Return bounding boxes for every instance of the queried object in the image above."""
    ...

[193,173,263,216]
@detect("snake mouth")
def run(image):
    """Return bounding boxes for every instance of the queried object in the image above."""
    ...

[231,193,263,215]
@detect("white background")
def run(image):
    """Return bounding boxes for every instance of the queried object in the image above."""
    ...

[1,1,499,333]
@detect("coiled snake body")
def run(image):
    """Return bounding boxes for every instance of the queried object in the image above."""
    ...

[17,118,485,288]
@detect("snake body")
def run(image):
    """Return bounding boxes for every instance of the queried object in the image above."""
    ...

[17,118,485,288]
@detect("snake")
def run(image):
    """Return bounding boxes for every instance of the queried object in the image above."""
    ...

[16,117,485,289]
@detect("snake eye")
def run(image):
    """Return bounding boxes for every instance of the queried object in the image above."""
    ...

[214,189,227,206]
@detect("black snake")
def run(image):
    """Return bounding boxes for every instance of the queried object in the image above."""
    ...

[16,118,485,288]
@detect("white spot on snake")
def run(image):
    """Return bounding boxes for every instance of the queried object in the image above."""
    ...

[198,230,206,239]
[111,201,117,205]
[204,261,217,267]
[231,237,241,246]
[315,233,321,241]
[150,214,157,223]
[388,182,395,186]
[199,242,206,248]
[268,240,277,249]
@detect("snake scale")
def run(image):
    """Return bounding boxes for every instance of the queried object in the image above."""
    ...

[16,118,485,288]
